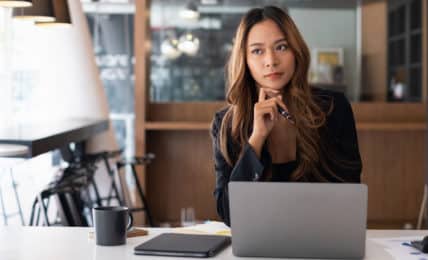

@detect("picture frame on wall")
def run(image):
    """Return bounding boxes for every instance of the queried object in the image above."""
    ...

[311,48,344,84]
[313,48,344,67]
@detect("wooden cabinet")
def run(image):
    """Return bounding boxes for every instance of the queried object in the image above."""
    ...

[388,0,425,101]
[355,103,426,228]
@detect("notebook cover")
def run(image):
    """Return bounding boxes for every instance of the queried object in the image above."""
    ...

[134,233,231,258]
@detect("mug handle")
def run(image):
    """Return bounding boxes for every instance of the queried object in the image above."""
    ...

[127,212,134,231]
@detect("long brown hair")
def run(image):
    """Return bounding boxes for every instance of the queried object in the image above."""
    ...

[219,6,341,182]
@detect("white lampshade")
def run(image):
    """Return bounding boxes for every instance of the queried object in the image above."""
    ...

[161,38,181,60]
[13,0,55,22]
[36,0,72,27]
[179,1,199,20]
[178,33,200,56]
[0,0,32,8]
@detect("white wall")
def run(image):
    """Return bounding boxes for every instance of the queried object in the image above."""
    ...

[0,8,13,126]
[289,8,358,99]
[0,1,121,225]
[7,1,118,152]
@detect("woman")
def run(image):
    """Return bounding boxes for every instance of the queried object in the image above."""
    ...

[211,6,362,226]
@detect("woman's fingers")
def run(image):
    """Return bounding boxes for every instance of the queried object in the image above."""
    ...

[253,88,285,139]
[260,97,288,112]
[258,88,267,102]
[256,103,278,121]
[257,89,277,120]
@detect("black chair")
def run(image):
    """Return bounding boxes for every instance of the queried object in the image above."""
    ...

[29,149,156,227]
[82,150,124,207]
[117,153,155,227]
[29,165,93,226]
[85,150,156,226]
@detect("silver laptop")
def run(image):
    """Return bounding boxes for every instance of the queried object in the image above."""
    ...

[229,182,367,259]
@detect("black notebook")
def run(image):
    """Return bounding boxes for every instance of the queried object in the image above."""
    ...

[134,233,231,258]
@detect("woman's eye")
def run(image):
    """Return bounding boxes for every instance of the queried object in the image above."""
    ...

[251,48,263,55]
[277,44,289,51]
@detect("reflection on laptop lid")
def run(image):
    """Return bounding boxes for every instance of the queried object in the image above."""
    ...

[229,182,367,259]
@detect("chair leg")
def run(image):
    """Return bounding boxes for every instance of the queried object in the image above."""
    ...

[9,168,25,225]
[89,176,102,207]
[0,181,8,226]
[37,194,50,226]
[103,157,123,206]
[55,194,71,226]
[35,203,42,226]
[417,184,427,229]
[29,198,38,226]
[82,187,94,224]
[65,192,86,226]
[131,164,154,227]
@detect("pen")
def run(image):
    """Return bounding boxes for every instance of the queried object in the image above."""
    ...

[277,106,295,124]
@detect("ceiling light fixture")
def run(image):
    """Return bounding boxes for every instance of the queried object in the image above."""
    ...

[0,0,32,8]
[179,1,199,20]
[36,0,72,27]
[178,33,200,56]
[12,0,55,22]
[161,37,182,60]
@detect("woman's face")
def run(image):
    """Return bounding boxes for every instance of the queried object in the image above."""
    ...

[246,19,295,96]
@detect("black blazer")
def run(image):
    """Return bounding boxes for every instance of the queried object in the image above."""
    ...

[210,88,362,226]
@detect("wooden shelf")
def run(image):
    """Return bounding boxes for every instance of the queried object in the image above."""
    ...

[357,122,426,131]
[144,121,426,131]
[145,121,211,130]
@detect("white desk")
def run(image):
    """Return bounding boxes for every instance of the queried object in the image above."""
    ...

[0,227,427,260]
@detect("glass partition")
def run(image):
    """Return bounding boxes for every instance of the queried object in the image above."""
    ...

[83,2,136,159]
[149,0,360,102]
[388,0,424,102]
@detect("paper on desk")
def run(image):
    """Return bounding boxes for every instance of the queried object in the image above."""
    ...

[371,236,428,260]
[88,227,148,240]
[173,221,231,236]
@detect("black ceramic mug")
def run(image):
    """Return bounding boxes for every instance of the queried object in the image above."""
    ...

[93,206,133,246]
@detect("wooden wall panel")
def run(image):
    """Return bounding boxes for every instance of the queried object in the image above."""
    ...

[146,100,428,124]
[144,123,427,228]
[360,130,426,228]
[352,103,426,122]
[146,131,218,224]
[423,0,427,101]
[135,0,148,157]
[361,0,387,101]
[134,0,149,225]
[148,102,226,122]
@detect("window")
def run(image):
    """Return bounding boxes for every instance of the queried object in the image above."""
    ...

[83,2,136,159]
[388,0,423,102]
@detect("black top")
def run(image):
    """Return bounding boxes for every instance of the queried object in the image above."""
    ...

[210,88,362,226]
[271,161,298,182]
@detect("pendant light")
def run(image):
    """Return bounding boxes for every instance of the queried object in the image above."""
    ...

[179,1,199,20]
[178,33,200,56]
[0,0,32,8]
[161,37,181,60]
[12,0,55,23]
[36,0,72,27]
